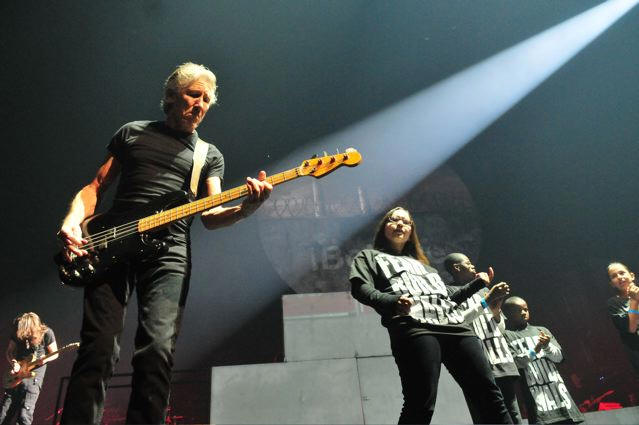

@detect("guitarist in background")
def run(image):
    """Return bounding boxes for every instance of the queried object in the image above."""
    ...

[56,62,272,424]
[0,312,57,425]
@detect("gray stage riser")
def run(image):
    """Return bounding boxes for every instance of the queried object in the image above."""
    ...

[210,356,472,425]
[283,292,391,361]
[210,358,363,425]
[210,358,639,424]
[211,292,639,424]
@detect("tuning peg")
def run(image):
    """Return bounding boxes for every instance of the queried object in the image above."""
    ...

[311,154,318,159]
[323,151,328,157]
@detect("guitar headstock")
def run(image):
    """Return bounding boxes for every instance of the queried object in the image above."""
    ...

[62,342,81,351]
[298,148,362,178]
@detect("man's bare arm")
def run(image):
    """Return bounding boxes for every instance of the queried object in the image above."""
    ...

[200,171,272,229]
[58,154,121,259]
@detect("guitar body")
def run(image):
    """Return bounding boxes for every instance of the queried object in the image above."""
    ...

[2,357,36,389]
[55,191,190,288]
[2,343,80,389]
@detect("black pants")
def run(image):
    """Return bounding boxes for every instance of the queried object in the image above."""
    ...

[61,248,190,425]
[465,375,522,424]
[0,376,43,425]
[497,376,522,424]
[391,333,513,424]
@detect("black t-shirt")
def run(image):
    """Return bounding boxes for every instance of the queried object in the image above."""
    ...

[607,295,639,351]
[349,249,483,338]
[11,328,56,376]
[504,324,584,424]
[607,295,639,373]
[107,120,225,245]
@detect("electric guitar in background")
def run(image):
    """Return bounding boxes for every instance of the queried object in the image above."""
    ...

[54,148,362,287]
[3,342,80,389]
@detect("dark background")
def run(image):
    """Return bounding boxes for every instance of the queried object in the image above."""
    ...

[1,0,638,423]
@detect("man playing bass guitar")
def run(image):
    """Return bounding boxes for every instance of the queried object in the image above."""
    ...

[56,62,272,424]
[0,313,57,425]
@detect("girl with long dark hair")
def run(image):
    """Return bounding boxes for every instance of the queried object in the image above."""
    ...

[349,207,512,424]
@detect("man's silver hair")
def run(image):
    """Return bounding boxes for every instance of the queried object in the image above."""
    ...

[161,62,217,113]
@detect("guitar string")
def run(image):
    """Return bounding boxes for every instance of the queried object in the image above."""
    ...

[81,183,249,241]
[74,159,350,252]
[79,182,253,248]
[78,193,234,251]
[76,160,337,244]
[79,176,259,247]
[76,167,305,251]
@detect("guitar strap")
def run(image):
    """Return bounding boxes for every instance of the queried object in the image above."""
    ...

[190,138,210,198]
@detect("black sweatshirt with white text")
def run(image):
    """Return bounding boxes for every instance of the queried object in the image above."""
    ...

[350,249,484,339]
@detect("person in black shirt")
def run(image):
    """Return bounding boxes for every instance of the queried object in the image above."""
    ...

[57,62,272,424]
[606,262,639,374]
[0,313,57,425]
[349,207,512,424]
[444,252,522,423]
[502,297,584,424]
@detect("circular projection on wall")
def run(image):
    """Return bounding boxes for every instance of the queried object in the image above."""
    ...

[256,164,481,293]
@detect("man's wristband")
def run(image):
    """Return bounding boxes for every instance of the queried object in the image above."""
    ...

[628,309,639,315]
[480,298,489,309]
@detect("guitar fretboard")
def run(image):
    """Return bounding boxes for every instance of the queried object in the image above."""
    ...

[29,343,80,366]
[138,167,300,232]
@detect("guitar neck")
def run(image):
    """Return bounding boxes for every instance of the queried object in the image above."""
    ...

[28,343,79,367]
[138,167,300,232]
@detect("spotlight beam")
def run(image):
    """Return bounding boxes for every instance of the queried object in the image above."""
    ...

[232,0,637,299]
[272,0,637,198]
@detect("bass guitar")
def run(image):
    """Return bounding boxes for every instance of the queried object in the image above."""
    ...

[3,342,80,389]
[55,149,362,287]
